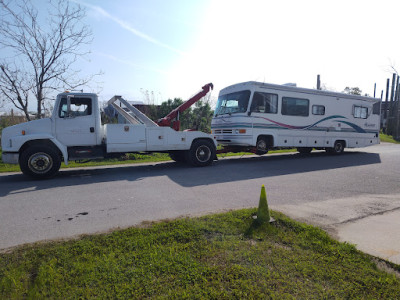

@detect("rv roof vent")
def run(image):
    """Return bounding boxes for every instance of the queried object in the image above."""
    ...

[283,83,297,87]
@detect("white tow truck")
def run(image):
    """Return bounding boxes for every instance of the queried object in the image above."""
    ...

[1,83,217,179]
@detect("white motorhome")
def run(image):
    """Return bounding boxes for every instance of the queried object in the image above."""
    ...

[211,81,380,155]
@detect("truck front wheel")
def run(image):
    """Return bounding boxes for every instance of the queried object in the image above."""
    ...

[20,145,61,179]
[186,139,216,167]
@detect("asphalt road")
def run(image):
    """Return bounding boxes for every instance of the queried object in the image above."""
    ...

[1,143,399,250]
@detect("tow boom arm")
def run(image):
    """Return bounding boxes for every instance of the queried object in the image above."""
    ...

[157,83,213,131]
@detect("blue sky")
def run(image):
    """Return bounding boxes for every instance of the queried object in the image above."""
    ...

[5,0,400,110]
[76,0,400,105]
[76,0,211,104]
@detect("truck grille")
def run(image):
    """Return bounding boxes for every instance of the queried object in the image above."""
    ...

[213,129,232,134]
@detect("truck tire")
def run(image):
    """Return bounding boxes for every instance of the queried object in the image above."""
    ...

[19,145,61,179]
[186,139,216,167]
[169,151,186,163]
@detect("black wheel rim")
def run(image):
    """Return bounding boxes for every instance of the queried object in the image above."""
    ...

[28,152,53,174]
[195,145,211,163]
[334,142,343,153]
[257,140,267,151]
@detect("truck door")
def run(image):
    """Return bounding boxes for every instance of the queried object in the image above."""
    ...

[55,96,98,146]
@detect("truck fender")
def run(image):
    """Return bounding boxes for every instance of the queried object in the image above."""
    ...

[194,133,218,148]
[14,134,69,165]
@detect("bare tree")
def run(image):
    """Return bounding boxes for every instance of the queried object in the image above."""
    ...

[0,0,97,120]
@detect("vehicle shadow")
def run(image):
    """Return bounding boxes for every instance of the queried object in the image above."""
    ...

[0,151,381,197]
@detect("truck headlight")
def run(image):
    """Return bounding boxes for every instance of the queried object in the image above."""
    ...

[235,129,246,134]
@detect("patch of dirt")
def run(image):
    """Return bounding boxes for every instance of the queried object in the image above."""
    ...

[373,258,400,278]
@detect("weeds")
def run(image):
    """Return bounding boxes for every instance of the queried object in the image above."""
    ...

[1,209,399,298]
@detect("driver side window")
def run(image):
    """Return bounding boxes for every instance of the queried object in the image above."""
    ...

[58,97,92,118]
[250,92,278,114]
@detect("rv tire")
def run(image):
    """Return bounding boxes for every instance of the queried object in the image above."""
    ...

[327,141,345,155]
[256,137,269,155]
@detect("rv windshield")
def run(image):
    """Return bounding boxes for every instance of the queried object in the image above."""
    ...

[214,90,251,116]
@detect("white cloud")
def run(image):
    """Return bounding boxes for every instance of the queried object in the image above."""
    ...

[72,0,186,56]
[167,0,400,99]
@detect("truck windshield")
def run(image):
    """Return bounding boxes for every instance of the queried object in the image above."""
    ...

[214,90,251,116]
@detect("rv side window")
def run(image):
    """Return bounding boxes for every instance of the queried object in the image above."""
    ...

[250,92,278,114]
[312,105,325,115]
[353,105,368,119]
[281,97,309,117]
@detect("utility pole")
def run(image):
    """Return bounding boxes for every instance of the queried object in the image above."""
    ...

[388,73,397,135]
[380,89,384,130]
[384,78,390,133]
[317,75,321,90]
[397,101,400,140]
[396,81,400,139]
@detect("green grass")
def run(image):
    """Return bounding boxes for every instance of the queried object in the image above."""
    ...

[1,209,399,299]
[380,133,400,144]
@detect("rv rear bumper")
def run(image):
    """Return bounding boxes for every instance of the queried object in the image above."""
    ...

[2,152,19,164]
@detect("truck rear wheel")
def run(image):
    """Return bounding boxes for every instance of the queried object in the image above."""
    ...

[20,145,61,179]
[186,139,215,167]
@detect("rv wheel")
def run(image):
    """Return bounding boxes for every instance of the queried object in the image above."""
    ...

[256,138,269,155]
[327,141,345,155]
